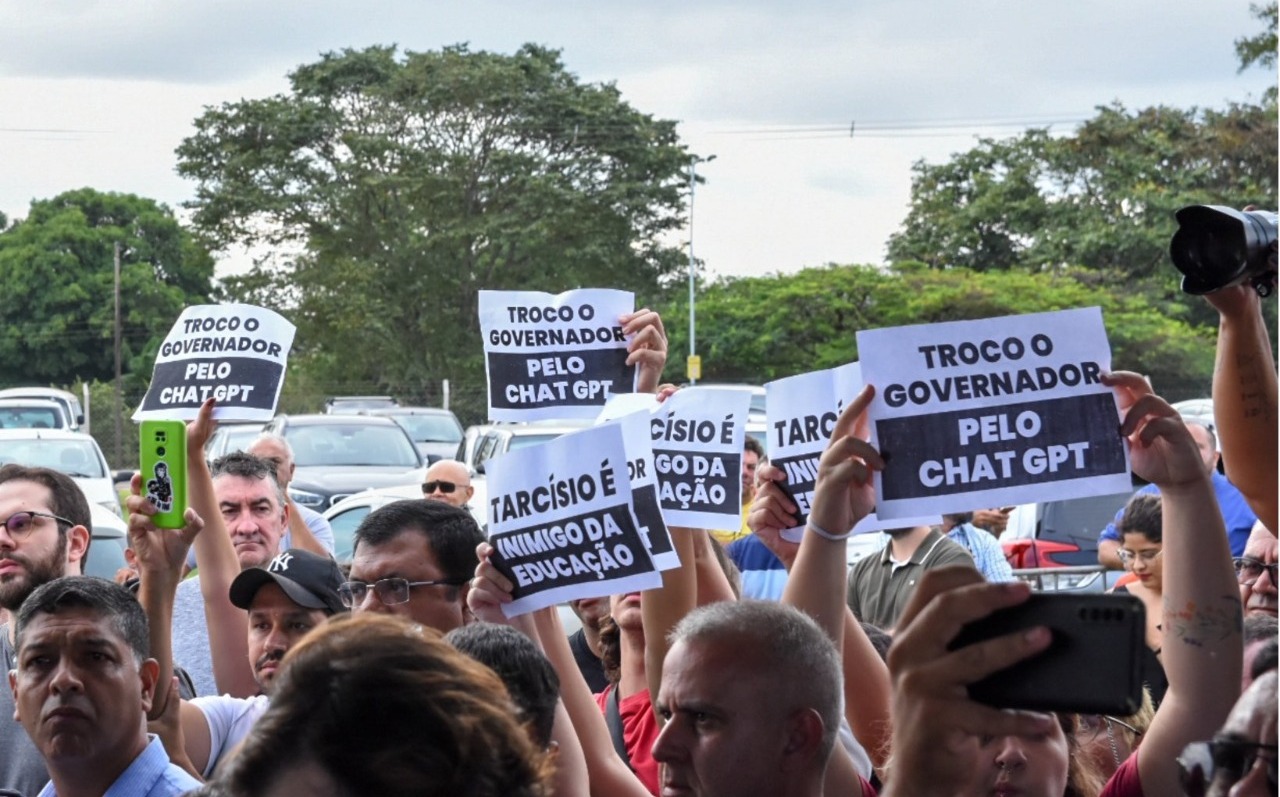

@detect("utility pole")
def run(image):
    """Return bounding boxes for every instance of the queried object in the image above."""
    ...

[686,156,713,384]
[113,242,122,466]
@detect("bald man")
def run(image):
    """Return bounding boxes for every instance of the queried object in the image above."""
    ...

[422,460,474,509]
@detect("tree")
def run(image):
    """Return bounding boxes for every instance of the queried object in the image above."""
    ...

[663,263,1216,401]
[0,189,215,388]
[177,44,693,406]
[886,102,1278,281]
[1237,2,1278,73]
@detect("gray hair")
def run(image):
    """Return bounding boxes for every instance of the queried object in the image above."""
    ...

[669,601,842,760]
[250,432,295,462]
[211,451,287,510]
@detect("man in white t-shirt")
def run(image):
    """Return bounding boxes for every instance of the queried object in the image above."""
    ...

[181,548,345,777]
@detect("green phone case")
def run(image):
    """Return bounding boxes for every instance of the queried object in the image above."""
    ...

[139,420,187,529]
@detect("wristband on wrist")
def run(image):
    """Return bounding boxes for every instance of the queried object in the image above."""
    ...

[806,520,851,541]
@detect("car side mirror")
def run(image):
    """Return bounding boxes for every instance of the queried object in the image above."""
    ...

[475,461,486,476]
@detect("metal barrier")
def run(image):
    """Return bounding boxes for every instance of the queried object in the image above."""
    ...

[1011,565,1121,593]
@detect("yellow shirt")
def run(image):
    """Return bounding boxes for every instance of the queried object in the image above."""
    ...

[711,502,753,546]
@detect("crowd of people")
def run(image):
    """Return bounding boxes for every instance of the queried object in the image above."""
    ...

[0,284,1275,796]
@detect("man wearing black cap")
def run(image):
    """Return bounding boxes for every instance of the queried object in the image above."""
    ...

[176,548,346,777]
[130,480,346,780]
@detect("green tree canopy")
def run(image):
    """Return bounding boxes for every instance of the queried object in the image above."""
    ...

[177,44,693,404]
[885,102,1278,282]
[664,263,1215,401]
[1237,2,1278,73]
[0,188,215,388]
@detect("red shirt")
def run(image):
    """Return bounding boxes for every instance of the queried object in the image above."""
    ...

[1099,751,1143,797]
[596,685,660,796]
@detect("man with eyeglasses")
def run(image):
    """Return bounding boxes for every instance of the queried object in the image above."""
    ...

[421,459,474,510]
[345,499,485,633]
[1177,669,1277,797]
[0,464,92,796]
[1236,522,1277,619]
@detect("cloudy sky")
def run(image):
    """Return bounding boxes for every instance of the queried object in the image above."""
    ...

[0,1,1270,281]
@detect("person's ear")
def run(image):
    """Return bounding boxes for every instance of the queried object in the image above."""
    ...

[9,668,19,721]
[780,708,825,770]
[66,524,90,572]
[465,485,475,502]
[138,658,160,714]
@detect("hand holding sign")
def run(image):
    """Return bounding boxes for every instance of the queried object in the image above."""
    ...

[809,386,885,540]
[1104,371,1210,489]
[621,308,668,395]
[467,541,515,624]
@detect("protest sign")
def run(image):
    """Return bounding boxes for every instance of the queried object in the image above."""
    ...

[648,388,752,531]
[486,422,660,616]
[597,397,679,571]
[133,304,296,422]
[480,289,637,422]
[857,307,1131,519]
[766,363,940,541]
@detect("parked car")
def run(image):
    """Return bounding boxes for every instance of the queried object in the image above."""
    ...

[203,421,264,464]
[368,407,464,463]
[261,414,426,509]
[999,487,1139,592]
[458,423,496,470]
[0,398,70,430]
[472,422,591,475]
[324,481,489,561]
[323,395,399,414]
[0,387,85,430]
[0,429,121,517]
[85,502,128,581]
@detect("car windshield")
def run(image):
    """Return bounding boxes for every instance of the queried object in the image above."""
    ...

[508,433,562,451]
[0,439,105,477]
[0,406,64,429]
[286,424,420,467]
[224,426,261,452]
[391,415,462,443]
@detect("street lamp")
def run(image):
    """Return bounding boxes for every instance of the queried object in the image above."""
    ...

[687,154,714,384]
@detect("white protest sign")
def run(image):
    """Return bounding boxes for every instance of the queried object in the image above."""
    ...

[766,363,940,542]
[133,304,296,422]
[597,397,680,571]
[649,388,752,531]
[857,307,1131,520]
[486,422,660,616]
[480,289,637,422]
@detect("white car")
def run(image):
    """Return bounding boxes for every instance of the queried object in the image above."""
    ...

[324,481,489,562]
[0,429,121,517]
[0,398,70,430]
[0,387,85,430]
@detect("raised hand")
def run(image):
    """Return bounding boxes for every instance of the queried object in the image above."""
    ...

[622,309,669,394]
[126,472,204,583]
[1102,372,1208,490]
[809,385,884,538]
[467,541,516,624]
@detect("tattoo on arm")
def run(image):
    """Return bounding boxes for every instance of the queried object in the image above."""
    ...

[1163,596,1243,649]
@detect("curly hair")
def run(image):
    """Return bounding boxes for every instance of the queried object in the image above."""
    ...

[204,613,551,797]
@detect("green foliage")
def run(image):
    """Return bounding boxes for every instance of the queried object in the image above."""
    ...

[887,102,1278,282]
[177,44,692,402]
[1237,2,1278,73]
[0,189,215,388]
[664,264,1215,401]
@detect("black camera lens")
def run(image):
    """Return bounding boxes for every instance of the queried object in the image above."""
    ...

[156,447,166,457]
[1170,205,1278,295]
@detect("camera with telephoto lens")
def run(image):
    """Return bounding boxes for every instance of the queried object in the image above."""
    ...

[1169,205,1278,296]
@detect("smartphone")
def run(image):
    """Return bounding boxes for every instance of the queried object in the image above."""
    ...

[139,420,188,529]
[948,592,1146,716]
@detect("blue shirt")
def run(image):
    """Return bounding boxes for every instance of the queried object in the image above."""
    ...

[947,523,1016,582]
[1098,472,1257,556]
[38,735,200,797]
[725,534,789,601]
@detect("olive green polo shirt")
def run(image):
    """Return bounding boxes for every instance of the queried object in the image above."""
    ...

[845,528,976,631]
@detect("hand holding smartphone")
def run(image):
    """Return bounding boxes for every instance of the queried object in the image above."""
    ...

[139,420,188,529]
[948,592,1146,716]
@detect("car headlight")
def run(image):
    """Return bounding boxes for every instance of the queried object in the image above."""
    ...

[98,499,123,518]
[289,489,325,507]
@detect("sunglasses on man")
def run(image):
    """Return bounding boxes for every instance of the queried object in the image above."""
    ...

[422,481,459,495]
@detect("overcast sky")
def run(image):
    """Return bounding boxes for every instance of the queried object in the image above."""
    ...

[0,1,1270,281]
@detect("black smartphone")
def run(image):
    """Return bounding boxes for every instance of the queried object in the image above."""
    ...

[948,592,1146,716]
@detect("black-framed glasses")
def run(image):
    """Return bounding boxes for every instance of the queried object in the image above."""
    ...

[422,481,458,495]
[338,577,468,608]
[0,511,73,540]
[1179,737,1277,796]
[1233,557,1278,586]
